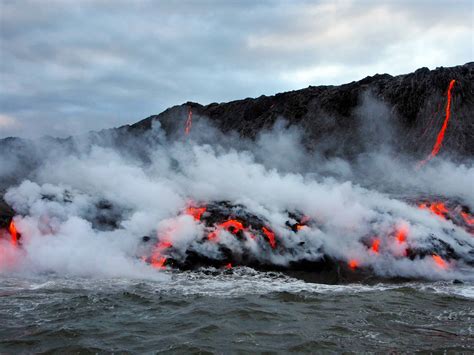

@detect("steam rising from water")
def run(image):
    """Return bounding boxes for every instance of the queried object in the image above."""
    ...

[1,95,473,281]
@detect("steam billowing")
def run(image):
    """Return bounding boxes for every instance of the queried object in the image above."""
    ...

[0,94,473,282]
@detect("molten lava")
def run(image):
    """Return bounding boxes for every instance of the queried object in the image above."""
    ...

[150,239,173,270]
[262,227,276,249]
[186,206,206,221]
[418,202,449,219]
[395,225,408,244]
[419,79,456,166]
[371,238,380,254]
[348,259,359,269]
[461,211,474,226]
[432,254,448,269]
[185,107,193,135]
[9,220,18,246]
[206,219,245,242]
[219,220,245,234]
[151,256,167,270]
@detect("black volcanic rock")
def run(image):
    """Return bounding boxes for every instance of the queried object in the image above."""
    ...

[126,62,474,158]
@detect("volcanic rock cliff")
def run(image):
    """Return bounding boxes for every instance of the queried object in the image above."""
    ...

[125,62,474,158]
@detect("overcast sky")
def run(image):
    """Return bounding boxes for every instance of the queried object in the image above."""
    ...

[0,0,472,138]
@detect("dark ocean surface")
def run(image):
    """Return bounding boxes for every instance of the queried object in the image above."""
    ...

[1,268,473,353]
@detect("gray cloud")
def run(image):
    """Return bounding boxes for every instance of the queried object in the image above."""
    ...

[0,0,472,138]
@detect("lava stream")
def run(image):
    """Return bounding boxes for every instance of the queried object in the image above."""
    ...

[419,79,456,166]
[184,107,193,135]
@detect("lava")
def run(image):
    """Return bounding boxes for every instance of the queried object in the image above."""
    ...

[348,259,359,269]
[419,79,456,166]
[461,211,474,226]
[261,227,276,249]
[432,254,448,269]
[206,219,245,242]
[185,107,193,135]
[151,256,167,269]
[9,220,18,246]
[418,202,449,219]
[371,238,380,254]
[395,225,408,244]
[186,205,207,221]
[150,239,173,270]
[219,220,245,234]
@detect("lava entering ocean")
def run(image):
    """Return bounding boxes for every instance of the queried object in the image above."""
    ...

[0,69,472,282]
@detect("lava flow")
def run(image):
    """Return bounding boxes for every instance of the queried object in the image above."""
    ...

[418,201,449,219]
[371,238,380,253]
[184,107,193,135]
[461,211,474,226]
[150,240,172,269]
[432,254,448,269]
[419,79,456,166]
[186,205,207,221]
[261,226,276,249]
[9,220,18,246]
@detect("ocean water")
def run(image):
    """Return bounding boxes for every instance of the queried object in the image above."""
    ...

[0,268,473,353]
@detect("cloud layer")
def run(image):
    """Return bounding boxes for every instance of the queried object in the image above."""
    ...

[0,0,472,138]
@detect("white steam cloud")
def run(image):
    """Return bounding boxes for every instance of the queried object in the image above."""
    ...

[1,96,473,281]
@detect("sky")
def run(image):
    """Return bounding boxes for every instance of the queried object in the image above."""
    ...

[0,0,473,139]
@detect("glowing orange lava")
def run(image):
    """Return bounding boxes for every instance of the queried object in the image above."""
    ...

[207,230,218,241]
[206,219,245,242]
[418,202,449,219]
[395,226,408,244]
[150,239,173,270]
[295,224,305,231]
[186,206,206,221]
[371,238,380,254]
[9,220,18,246]
[185,107,193,135]
[225,263,232,269]
[432,254,448,269]
[461,211,474,226]
[419,79,456,166]
[262,227,276,249]
[219,220,245,233]
[348,259,359,269]
[151,256,167,269]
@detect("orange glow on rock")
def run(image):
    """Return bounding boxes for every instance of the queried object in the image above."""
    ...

[262,227,276,249]
[432,254,448,269]
[225,263,232,269]
[419,79,456,166]
[8,220,18,246]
